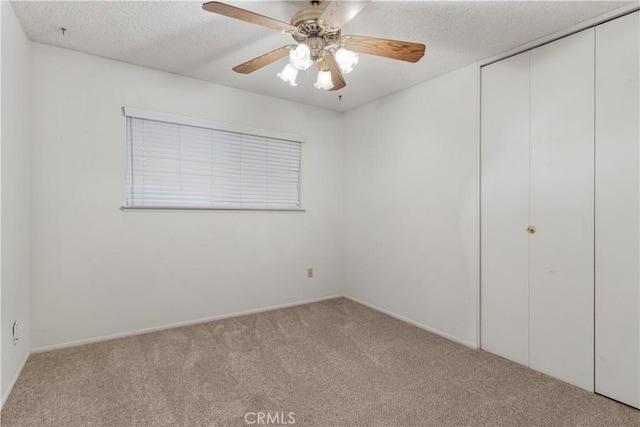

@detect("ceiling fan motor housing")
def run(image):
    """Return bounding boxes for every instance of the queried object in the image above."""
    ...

[290,8,341,60]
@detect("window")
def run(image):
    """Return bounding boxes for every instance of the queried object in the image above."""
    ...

[124,108,303,210]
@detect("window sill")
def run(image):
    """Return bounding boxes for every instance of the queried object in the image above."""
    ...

[120,206,305,213]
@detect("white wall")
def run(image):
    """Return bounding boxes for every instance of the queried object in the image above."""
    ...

[28,30,480,352]
[343,64,479,347]
[30,43,345,350]
[1,1,31,403]
[29,39,481,353]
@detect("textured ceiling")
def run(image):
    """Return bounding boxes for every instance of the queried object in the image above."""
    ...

[11,1,633,112]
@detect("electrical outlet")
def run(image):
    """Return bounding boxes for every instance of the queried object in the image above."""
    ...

[12,320,19,345]
[307,268,313,278]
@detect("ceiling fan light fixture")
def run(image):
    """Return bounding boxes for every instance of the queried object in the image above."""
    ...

[289,43,313,70]
[314,70,334,90]
[203,0,426,92]
[335,48,359,74]
[278,63,299,86]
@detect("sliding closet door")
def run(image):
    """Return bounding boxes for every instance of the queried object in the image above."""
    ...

[595,11,640,409]
[480,52,530,365]
[529,29,595,391]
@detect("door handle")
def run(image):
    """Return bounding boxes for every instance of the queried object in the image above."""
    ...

[527,225,537,234]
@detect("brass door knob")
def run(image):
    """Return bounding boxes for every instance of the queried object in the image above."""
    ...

[527,225,536,234]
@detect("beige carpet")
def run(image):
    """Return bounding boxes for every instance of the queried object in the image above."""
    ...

[2,298,639,426]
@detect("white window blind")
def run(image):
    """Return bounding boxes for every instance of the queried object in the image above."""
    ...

[125,111,302,210]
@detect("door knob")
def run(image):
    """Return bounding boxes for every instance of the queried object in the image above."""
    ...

[527,225,536,234]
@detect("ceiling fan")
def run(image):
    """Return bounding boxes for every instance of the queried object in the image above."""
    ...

[202,0,426,91]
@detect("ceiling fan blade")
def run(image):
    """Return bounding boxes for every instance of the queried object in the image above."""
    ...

[233,45,295,74]
[319,0,371,29]
[342,35,426,63]
[203,2,295,33]
[319,54,346,91]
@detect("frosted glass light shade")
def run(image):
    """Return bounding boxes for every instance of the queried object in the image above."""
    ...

[290,44,313,71]
[277,63,298,86]
[335,48,359,74]
[314,70,334,90]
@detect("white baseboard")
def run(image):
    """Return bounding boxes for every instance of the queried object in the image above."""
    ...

[1,350,30,409]
[345,295,478,349]
[32,293,476,356]
[31,295,343,354]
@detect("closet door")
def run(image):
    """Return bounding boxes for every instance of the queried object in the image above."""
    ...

[529,28,595,392]
[595,11,640,409]
[480,52,530,365]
